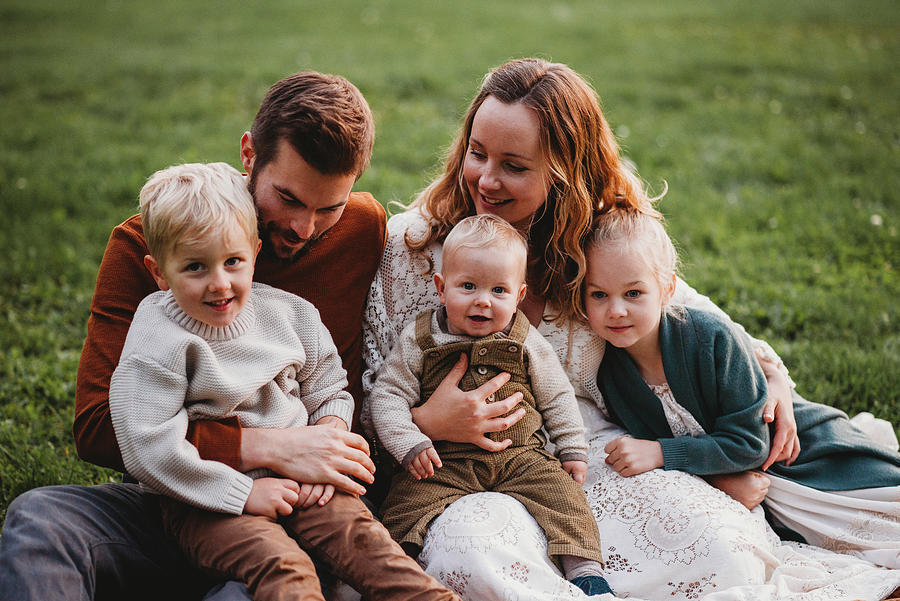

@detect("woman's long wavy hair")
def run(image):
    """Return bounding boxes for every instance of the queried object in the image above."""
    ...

[407,57,659,322]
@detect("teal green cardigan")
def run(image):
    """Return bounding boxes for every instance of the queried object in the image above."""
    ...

[598,307,900,491]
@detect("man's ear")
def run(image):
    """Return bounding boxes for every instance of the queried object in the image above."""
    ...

[144,255,170,291]
[434,273,446,304]
[240,132,256,175]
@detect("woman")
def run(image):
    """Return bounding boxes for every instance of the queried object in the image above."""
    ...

[363,58,900,600]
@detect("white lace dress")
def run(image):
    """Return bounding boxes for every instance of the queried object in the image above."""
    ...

[361,209,900,601]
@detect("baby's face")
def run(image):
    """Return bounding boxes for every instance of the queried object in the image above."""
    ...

[435,245,526,337]
[153,222,259,328]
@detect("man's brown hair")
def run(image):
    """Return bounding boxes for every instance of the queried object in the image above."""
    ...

[250,71,374,178]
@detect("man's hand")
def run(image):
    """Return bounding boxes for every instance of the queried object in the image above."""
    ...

[240,426,375,497]
[408,447,442,480]
[562,459,588,485]
[604,437,663,477]
[244,477,300,518]
[756,351,801,470]
[411,353,526,452]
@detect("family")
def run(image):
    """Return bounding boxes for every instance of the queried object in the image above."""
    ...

[1,58,899,601]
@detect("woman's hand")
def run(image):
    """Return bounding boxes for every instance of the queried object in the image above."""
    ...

[756,350,801,470]
[410,353,526,451]
[604,437,663,477]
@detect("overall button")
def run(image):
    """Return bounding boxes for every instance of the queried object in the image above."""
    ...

[477,347,488,356]
[507,345,518,352]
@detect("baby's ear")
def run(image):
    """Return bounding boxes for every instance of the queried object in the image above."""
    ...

[517,282,528,304]
[144,255,170,291]
[434,272,446,304]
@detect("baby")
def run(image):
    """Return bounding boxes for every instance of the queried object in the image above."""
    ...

[368,213,613,597]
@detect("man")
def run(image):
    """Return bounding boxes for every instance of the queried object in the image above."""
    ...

[1,71,390,601]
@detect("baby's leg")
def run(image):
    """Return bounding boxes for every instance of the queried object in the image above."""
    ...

[705,471,770,510]
[283,492,461,601]
[161,499,323,601]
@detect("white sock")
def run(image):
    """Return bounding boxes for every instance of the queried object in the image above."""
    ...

[561,555,605,580]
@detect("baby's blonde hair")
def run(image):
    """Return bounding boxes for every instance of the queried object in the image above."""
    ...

[139,162,258,265]
[442,214,528,281]
[587,209,680,310]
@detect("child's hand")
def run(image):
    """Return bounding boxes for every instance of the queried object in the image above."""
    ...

[244,477,300,518]
[408,447,442,480]
[562,460,588,484]
[296,482,336,508]
[315,415,349,431]
[604,437,663,477]
[705,471,770,510]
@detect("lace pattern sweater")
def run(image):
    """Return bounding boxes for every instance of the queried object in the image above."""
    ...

[109,283,354,515]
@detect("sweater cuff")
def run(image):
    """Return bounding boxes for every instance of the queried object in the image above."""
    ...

[401,441,435,470]
[558,452,587,464]
[221,473,254,515]
[659,438,690,472]
[308,393,355,428]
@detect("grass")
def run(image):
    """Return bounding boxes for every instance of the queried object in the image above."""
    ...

[1,0,897,527]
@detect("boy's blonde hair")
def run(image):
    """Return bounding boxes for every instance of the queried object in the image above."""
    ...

[587,209,680,307]
[442,214,528,280]
[139,162,258,265]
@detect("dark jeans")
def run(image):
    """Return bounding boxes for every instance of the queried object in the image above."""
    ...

[0,483,251,601]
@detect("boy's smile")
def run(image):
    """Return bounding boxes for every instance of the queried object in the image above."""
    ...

[145,222,260,328]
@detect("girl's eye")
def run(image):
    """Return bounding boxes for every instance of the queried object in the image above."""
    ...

[468,147,486,159]
[492,286,506,295]
[186,262,203,272]
[625,289,641,299]
[225,257,241,267]
[590,291,607,299]
[462,282,475,290]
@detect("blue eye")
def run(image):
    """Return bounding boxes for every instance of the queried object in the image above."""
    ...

[590,291,607,299]
[492,286,506,294]
[625,289,641,298]
[462,282,475,290]
[225,257,241,267]
[186,263,203,272]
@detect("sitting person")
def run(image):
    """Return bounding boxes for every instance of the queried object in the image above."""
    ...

[367,214,612,597]
[587,207,900,569]
[363,57,900,599]
[109,162,460,601]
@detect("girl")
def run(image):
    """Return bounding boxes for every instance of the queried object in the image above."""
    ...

[587,208,900,569]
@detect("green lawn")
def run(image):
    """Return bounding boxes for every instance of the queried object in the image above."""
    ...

[1,0,897,526]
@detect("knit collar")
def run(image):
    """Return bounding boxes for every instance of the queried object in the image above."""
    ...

[161,291,256,341]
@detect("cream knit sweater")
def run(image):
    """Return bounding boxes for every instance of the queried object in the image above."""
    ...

[109,283,354,515]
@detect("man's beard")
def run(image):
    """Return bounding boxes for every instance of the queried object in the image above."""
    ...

[259,223,323,264]
[249,169,322,264]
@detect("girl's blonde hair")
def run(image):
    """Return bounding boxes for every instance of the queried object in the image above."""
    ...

[407,57,659,321]
[139,162,258,266]
[442,214,528,281]
[587,208,680,316]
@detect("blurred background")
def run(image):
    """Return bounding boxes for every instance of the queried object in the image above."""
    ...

[1,0,897,524]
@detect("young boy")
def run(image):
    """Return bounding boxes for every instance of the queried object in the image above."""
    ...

[367,214,613,597]
[108,162,460,601]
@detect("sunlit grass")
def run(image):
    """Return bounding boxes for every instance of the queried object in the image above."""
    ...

[1,0,897,525]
